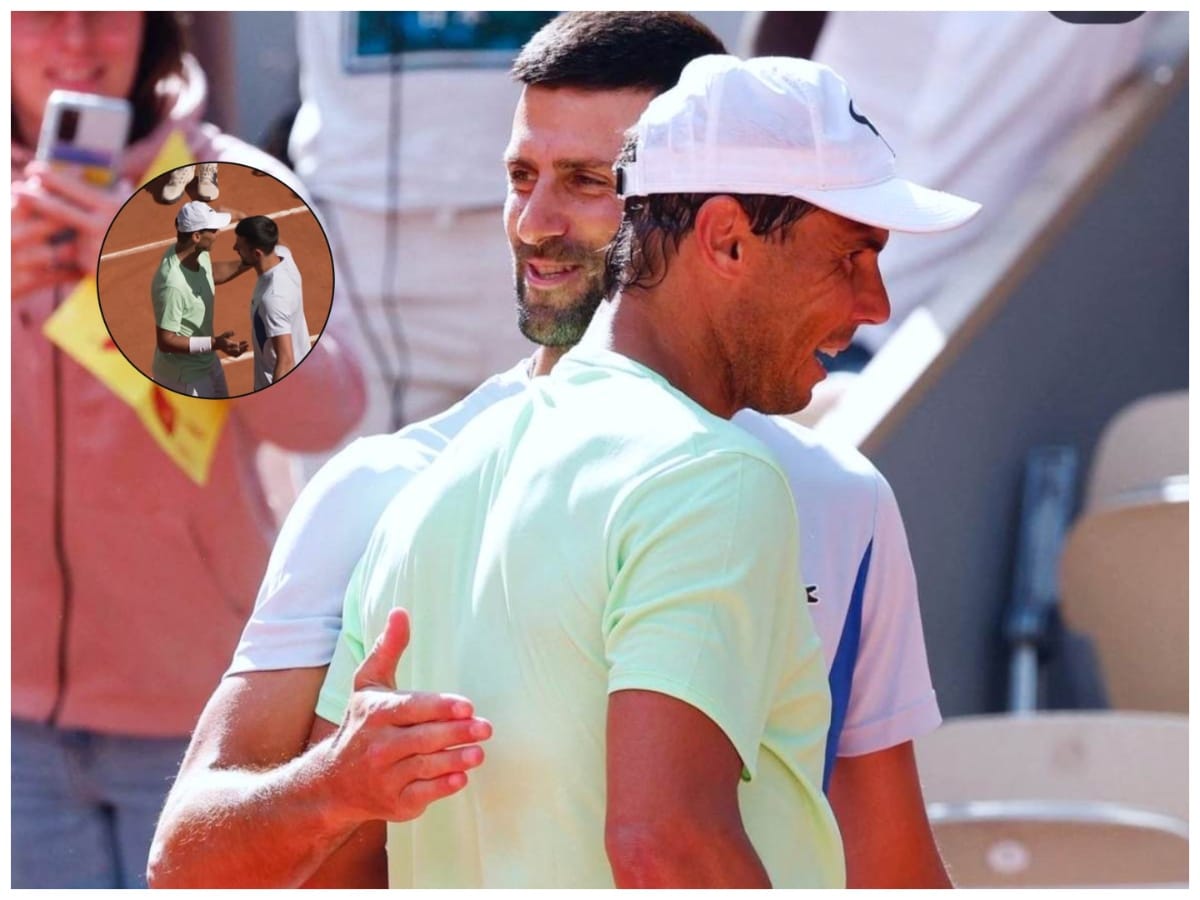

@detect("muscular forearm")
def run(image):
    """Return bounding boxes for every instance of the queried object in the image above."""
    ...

[148,738,358,889]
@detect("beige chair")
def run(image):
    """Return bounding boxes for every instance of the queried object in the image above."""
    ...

[1085,390,1188,512]
[1059,489,1188,713]
[916,712,1188,887]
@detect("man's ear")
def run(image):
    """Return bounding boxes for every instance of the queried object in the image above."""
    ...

[692,195,750,281]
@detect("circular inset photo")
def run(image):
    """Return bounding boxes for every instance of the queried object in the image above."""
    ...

[97,161,334,399]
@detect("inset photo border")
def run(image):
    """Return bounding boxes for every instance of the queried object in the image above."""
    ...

[98,161,335,399]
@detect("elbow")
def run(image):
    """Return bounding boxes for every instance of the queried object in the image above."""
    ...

[606,817,737,888]
[145,832,177,889]
[606,820,682,888]
[605,815,766,888]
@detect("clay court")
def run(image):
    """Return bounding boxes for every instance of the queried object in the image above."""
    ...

[97,162,334,397]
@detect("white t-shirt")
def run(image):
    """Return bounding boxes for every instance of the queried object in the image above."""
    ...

[288,11,556,212]
[228,359,940,769]
[250,246,310,389]
[814,11,1150,352]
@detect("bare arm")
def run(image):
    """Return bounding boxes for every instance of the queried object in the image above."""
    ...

[828,741,952,888]
[212,258,252,284]
[270,333,296,381]
[605,689,769,888]
[148,610,491,888]
[298,716,388,889]
[148,668,350,887]
[155,328,247,357]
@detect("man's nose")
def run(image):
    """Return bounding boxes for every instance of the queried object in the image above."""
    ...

[857,262,891,326]
[516,181,569,247]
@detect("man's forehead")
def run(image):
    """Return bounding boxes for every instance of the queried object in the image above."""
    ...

[821,210,890,247]
[506,84,653,158]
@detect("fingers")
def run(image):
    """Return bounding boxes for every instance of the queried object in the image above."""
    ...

[395,771,471,819]
[386,715,493,758]
[11,216,67,253]
[354,607,411,691]
[217,331,235,340]
[14,182,105,237]
[389,750,487,822]
[23,161,124,214]
[363,689,476,728]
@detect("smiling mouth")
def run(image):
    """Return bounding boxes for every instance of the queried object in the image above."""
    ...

[47,65,104,88]
[525,261,581,288]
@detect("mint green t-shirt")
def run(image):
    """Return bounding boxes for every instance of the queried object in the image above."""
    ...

[150,245,216,384]
[317,346,844,888]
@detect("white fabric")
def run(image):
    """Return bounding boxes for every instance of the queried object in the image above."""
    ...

[175,200,229,232]
[229,363,940,758]
[620,54,980,233]
[250,246,310,390]
[813,11,1151,351]
[288,11,544,212]
[292,203,534,481]
[733,411,941,755]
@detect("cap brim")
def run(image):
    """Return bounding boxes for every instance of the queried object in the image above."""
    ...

[210,212,232,229]
[798,177,981,234]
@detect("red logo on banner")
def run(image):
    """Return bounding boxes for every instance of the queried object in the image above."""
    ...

[151,386,176,435]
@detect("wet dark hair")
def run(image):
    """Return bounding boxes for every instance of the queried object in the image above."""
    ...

[234,215,279,253]
[511,12,726,93]
[606,136,817,292]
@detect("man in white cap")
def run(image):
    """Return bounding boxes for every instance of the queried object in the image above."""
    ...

[151,200,251,398]
[307,55,979,888]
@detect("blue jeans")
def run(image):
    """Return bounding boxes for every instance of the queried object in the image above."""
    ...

[11,718,189,888]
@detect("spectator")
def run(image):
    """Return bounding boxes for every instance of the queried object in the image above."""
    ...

[10,11,364,888]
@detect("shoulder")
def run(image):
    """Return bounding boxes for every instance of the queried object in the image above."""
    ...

[731,410,886,516]
[286,433,444,543]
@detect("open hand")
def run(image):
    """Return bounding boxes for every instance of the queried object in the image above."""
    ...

[315,608,492,827]
[14,161,127,286]
[214,331,249,357]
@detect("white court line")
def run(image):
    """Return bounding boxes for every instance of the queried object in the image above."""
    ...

[101,205,310,262]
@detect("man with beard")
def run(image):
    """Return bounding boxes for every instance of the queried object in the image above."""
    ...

[150,13,965,889]
[307,52,979,887]
[232,215,311,389]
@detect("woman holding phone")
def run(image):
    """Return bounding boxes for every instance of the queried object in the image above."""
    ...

[10,12,365,888]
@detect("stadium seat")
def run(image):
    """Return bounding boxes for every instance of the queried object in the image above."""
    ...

[1058,488,1188,713]
[915,711,1188,887]
[1083,390,1188,512]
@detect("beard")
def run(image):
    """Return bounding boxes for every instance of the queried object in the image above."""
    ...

[512,237,607,348]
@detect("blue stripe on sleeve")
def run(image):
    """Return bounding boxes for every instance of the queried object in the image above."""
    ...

[822,540,871,792]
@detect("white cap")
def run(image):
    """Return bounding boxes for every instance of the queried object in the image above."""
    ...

[175,200,231,233]
[617,55,981,234]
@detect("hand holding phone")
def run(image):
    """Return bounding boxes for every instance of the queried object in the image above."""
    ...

[36,90,131,188]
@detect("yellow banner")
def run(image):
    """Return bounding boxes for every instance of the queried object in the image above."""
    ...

[41,131,231,485]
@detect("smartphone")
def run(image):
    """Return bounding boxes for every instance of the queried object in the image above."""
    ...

[36,90,131,188]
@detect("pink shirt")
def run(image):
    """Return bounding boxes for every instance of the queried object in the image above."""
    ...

[11,57,366,736]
